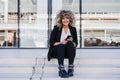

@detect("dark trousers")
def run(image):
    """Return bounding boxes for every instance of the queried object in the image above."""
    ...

[52,41,76,66]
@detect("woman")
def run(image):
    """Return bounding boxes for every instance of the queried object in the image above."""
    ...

[48,10,78,78]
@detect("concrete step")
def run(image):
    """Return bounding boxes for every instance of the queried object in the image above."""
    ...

[0,58,36,64]
[0,67,33,73]
[0,73,31,78]
[0,67,42,80]
[33,58,120,80]
[1,58,120,67]
[0,49,120,59]
[0,78,29,80]
[0,58,45,66]
[41,73,120,80]
[44,58,120,65]
[0,49,120,80]
[1,78,120,80]
[43,65,120,74]
[0,58,43,80]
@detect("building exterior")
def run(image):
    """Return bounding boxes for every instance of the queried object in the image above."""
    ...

[0,0,120,48]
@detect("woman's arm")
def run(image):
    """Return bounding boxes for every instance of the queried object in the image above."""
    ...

[50,27,57,47]
[72,27,78,47]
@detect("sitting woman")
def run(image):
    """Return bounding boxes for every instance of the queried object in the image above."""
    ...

[48,10,78,78]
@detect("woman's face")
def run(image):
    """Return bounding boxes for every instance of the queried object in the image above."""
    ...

[62,16,70,26]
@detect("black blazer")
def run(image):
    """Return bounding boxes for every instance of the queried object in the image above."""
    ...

[48,25,78,61]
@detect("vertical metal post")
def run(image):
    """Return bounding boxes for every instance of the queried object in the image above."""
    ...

[47,0,52,47]
[18,0,20,48]
[79,0,82,48]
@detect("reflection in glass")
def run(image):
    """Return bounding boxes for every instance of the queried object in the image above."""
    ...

[82,0,120,48]
[20,0,48,48]
[52,0,80,47]
[0,0,18,48]
[1,0,119,48]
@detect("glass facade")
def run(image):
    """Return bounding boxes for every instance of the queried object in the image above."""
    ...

[0,0,18,48]
[82,0,120,48]
[0,0,120,48]
[20,0,48,48]
[52,0,80,47]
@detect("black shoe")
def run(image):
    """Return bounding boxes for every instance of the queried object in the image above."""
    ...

[68,69,74,77]
[68,65,74,77]
[59,69,68,78]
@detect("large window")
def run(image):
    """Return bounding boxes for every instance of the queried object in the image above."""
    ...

[52,0,80,47]
[0,0,18,48]
[82,0,120,48]
[20,0,48,48]
[0,0,120,48]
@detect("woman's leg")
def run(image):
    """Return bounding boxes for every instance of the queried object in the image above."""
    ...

[66,41,76,77]
[66,41,76,65]
[56,44,65,66]
[55,44,68,78]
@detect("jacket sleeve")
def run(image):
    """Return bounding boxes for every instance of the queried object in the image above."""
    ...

[49,26,57,47]
[73,27,78,47]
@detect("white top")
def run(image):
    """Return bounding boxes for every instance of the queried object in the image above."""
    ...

[60,28,71,42]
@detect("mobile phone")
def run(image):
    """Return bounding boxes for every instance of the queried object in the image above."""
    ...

[66,35,72,40]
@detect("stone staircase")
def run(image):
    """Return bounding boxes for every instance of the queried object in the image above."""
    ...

[0,49,120,80]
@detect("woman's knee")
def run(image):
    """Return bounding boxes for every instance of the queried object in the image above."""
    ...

[67,41,74,47]
[57,44,65,49]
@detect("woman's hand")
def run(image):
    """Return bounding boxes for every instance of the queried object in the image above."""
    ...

[53,40,68,46]
[67,38,76,47]
[53,42,61,46]
[61,40,68,45]
[66,37,73,42]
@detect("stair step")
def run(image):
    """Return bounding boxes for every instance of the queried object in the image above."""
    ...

[0,67,33,73]
[0,73,31,78]
[41,78,120,80]
[0,58,45,66]
[43,66,120,74]
[1,78,120,80]
[45,59,120,65]
[44,59,79,65]
[1,49,120,58]
[76,49,120,59]
[31,73,42,79]
[33,67,43,74]
[0,58,36,64]
[78,64,120,68]
[0,78,29,80]
[41,73,120,80]
[0,49,120,80]
[0,64,35,67]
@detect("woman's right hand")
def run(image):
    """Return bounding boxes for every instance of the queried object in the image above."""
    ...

[53,42,61,46]
[53,40,68,46]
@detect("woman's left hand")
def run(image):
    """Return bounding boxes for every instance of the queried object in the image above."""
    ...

[67,37,73,41]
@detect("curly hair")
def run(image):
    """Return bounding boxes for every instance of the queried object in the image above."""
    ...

[55,10,76,27]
